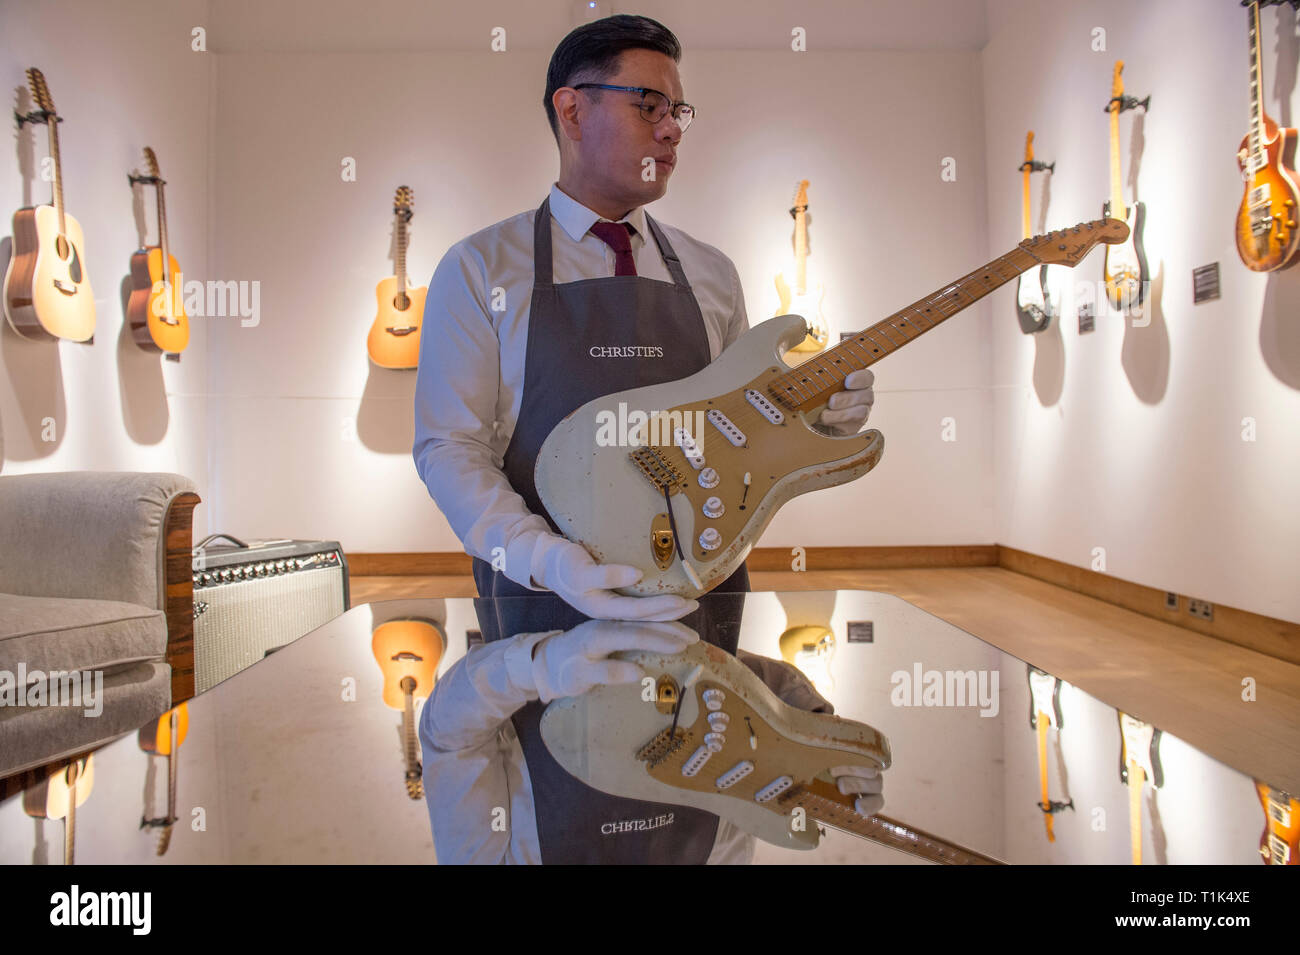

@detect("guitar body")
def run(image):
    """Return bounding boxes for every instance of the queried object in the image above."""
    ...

[540,636,890,851]
[773,273,828,353]
[1236,115,1300,272]
[1102,199,1148,311]
[22,755,94,821]
[367,276,426,369]
[137,703,189,756]
[1255,781,1300,865]
[1015,266,1054,333]
[3,204,95,342]
[535,313,884,598]
[371,619,444,710]
[127,247,190,353]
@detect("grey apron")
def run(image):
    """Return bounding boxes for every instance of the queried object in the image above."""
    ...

[471,195,749,863]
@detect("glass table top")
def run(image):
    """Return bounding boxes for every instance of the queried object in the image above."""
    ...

[0,590,1287,865]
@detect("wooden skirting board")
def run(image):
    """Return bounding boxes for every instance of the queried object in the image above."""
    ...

[348,544,1300,666]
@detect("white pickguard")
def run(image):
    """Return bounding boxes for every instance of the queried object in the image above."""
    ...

[534,314,885,597]
[539,636,891,851]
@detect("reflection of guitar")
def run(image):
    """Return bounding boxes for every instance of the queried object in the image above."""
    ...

[366,186,426,368]
[138,703,189,855]
[779,625,835,698]
[1118,712,1162,866]
[1027,666,1072,841]
[1102,61,1150,313]
[1015,132,1055,334]
[774,180,828,357]
[127,148,189,354]
[23,755,94,865]
[1255,781,1299,865]
[536,219,1128,598]
[372,619,445,799]
[3,68,95,342]
[541,635,1001,864]
[1236,1,1300,272]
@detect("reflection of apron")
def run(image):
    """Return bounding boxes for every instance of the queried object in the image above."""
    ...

[471,195,749,863]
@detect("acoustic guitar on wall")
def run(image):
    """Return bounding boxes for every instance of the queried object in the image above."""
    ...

[127,148,190,354]
[3,67,95,342]
[23,754,94,865]
[1236,0,1300,271]
[774,180,829,359]
[372,618,445,799]
[1101,61,1150,313]
[367,186,426,369]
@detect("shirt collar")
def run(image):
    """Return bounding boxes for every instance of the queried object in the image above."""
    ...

[549,182,647,246]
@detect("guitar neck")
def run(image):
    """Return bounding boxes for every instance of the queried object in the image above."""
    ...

[794,208,807,293]
[47,116,66,234]
[395,213,408,291]
[1127,760,1144,865]
[1108,104,1125,218]
[769,245,1037,412]
[781,779,1001,864]
[157,181,170,269]
[1248,1,1266,155]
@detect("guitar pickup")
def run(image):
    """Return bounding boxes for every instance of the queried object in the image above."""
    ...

[744,389,785,424]
[629,446,684,492]
[673,427,705,469]
[707,409,746,447]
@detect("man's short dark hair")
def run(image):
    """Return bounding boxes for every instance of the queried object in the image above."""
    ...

[543,14,682,147]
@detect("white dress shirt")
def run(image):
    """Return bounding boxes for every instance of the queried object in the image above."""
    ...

[412,181,750,582]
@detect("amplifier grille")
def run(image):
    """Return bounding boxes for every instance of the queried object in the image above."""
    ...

[194,565,345,693]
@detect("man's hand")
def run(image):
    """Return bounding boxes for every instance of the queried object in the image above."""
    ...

[816,368,875,435]
[536,538,698,621]
[530,619,698,703]
[831,764,884,817]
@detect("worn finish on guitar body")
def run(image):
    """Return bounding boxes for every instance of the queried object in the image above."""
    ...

[1236,116,1300,272]
[2,205,95,342]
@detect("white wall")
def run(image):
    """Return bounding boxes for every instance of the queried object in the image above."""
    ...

[983,0,1300,623]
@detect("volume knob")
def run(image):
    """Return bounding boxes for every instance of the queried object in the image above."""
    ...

[702,496,724,519]
[699,527,722,551]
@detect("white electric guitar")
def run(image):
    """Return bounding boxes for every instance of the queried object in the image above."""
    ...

[773,180,829,356]
[535,218,1129,597]
[1118,711,1163,865]
[540,633,1001,863]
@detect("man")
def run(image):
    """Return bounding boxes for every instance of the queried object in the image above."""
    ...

[413,14,880,863]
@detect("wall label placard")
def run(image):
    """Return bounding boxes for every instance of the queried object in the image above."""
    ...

[846,621,874,643]
[1077,301,1095,334]
[1192,263,1220,304]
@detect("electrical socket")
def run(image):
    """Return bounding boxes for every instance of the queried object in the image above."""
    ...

[1188,599,1214,621]
[1164,592,1179,611]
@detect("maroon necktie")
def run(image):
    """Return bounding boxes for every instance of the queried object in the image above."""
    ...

[589,221,637,276]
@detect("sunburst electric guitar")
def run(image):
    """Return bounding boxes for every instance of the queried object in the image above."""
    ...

[774,180,829,356]
[372,619,444,798]
[3,67,95,342]
[367,186,426,368]
[1236,0,1300,271]
[1015,132,1056,334]
[1102,61,1150,313]
[535,218,1128,597]
[1255,780,1300,865]
[541,633,1001,863]
[23,755,94,865]
[138,703,189,855]
[127,147,190,354]
[1118,712,1163,866]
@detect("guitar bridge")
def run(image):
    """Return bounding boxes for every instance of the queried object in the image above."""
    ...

[636,726,692,769]
[629,446,683,492]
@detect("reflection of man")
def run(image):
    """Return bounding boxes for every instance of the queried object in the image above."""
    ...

[411,14,874,619]
[419,596,884,864]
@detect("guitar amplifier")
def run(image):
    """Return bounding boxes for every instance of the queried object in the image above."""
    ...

[191,536,350,694]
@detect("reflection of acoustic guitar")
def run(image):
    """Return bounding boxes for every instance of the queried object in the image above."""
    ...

[774,180,828,357]
[1118,712,1162,865]
[1102,61,1150,312]
[536,219,1128,598]
[366,186,426,369]
[1236,1,1300,272]
[372,619,445,799]
[3,67,95,342]
[1027,666,1072,842]
[23,755,94,865]
[127,148,190,354]
[542,634,1001,864]
[138,703,189,855]
[1255,781,1299,865]
[1015,132,1055,334]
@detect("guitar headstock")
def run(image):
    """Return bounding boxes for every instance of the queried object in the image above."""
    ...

[26,67,55,115]
[394,185,414,222]
[1110,60,1125,103]
[1024,130,1034,163]
[790,179,810,214]
[1020,217,1129,266]
[143,146,161,179]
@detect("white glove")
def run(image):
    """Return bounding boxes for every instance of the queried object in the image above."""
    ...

[817,368,875,435]
[530,619,699,703]
[533,536,698,622]
[831,764,884,816]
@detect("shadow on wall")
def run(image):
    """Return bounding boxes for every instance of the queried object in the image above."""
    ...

[1031,310,1064,407]
[1260,267,1300,389]
[357,367,417,454]
[1120,258,1169,405]
[117,274,169,445]
[1,235,67,461]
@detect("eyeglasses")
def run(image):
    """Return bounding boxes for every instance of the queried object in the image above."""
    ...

[573,83,696,133]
